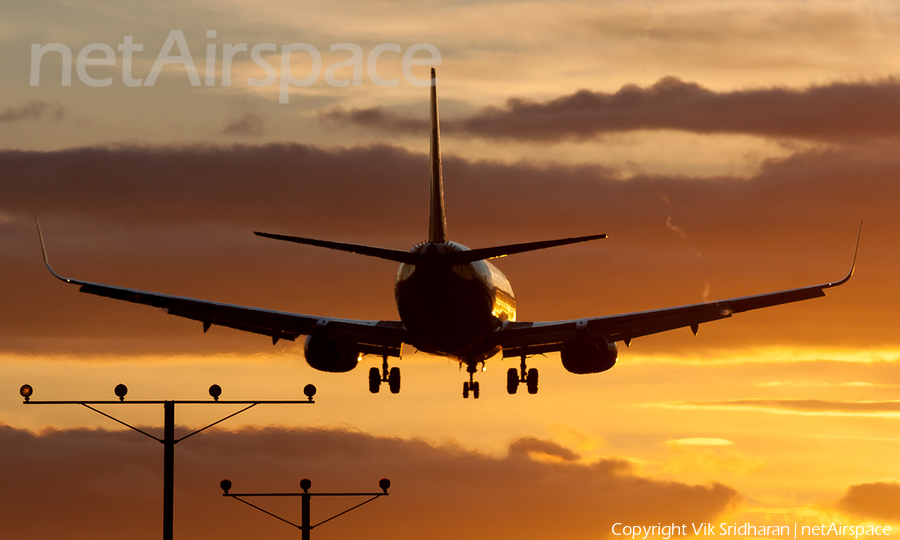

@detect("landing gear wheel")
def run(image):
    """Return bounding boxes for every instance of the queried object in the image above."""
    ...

[388,367,401,394]
[507,368,519,394]
[526,368,539,394]
[463,381,470,399]
[368,367,381,393]
[472,381,480,399]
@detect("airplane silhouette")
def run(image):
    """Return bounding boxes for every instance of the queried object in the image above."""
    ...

[37,68,860,399]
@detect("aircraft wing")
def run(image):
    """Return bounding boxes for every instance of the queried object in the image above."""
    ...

[36,222,406,357]
[498,227,861,357]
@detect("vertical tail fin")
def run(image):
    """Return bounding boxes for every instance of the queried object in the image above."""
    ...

[428,67,448,243]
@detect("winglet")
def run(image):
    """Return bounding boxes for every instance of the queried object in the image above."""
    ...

[826,221,862,288]
[35,218,73,283]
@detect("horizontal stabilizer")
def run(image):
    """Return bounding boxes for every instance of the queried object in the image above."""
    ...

[442,234,606,265]
[254,231,421,264]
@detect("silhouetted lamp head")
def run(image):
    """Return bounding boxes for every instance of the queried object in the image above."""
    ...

[300,478,312,493]
[379,478,391,494]
[209,384,222,401]
[20,384,33,402]
[303,384,317,402]
[220,479,232,494]
[114,384,128,401]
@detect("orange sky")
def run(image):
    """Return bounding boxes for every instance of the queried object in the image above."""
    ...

[2,1,900,538]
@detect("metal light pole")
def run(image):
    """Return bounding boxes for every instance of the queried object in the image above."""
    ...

[220,477,391,539]
[19,382,317,540]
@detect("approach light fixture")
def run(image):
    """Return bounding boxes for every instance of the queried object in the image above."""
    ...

[21,382,316,540]
[303,384,317,401]
[220,474,390,537]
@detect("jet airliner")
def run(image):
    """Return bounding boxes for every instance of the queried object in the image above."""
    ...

[37,69,860,399]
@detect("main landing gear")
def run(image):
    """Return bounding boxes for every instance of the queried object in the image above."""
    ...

[462,362,480,399]
[507,356,538,395]
[369,355,400,394]
[460,357,538,399]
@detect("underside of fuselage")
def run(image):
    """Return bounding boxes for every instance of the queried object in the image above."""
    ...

[394,241,515,361]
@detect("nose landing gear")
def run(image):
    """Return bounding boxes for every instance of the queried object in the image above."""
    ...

[507,356,538,395]
[369,355,401,394]
[462,361,481,399]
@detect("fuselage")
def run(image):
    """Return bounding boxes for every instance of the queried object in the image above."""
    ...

[394,241,516,361]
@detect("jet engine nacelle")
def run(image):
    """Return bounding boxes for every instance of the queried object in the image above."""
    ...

[304,334,362,373]
[560,337,618,374]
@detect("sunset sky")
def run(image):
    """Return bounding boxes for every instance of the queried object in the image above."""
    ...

[2,1,900,538]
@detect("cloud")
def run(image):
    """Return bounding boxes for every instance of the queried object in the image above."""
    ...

[758,381,900,388]
[665,438,734,446]
[322,107,428,134]
[0,143,426,230]
[325,77,900,143]
[0,100,66,123]
[0,424,738,540]
[665,399,900,417]
[222,113,266,137]
[837,481,900,522]
[508,436,581,462]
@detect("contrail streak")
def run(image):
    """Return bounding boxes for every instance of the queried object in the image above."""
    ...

[661,194,710,302]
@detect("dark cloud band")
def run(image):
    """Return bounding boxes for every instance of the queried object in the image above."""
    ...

[325,77,900,142]
[0,424,737,539]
